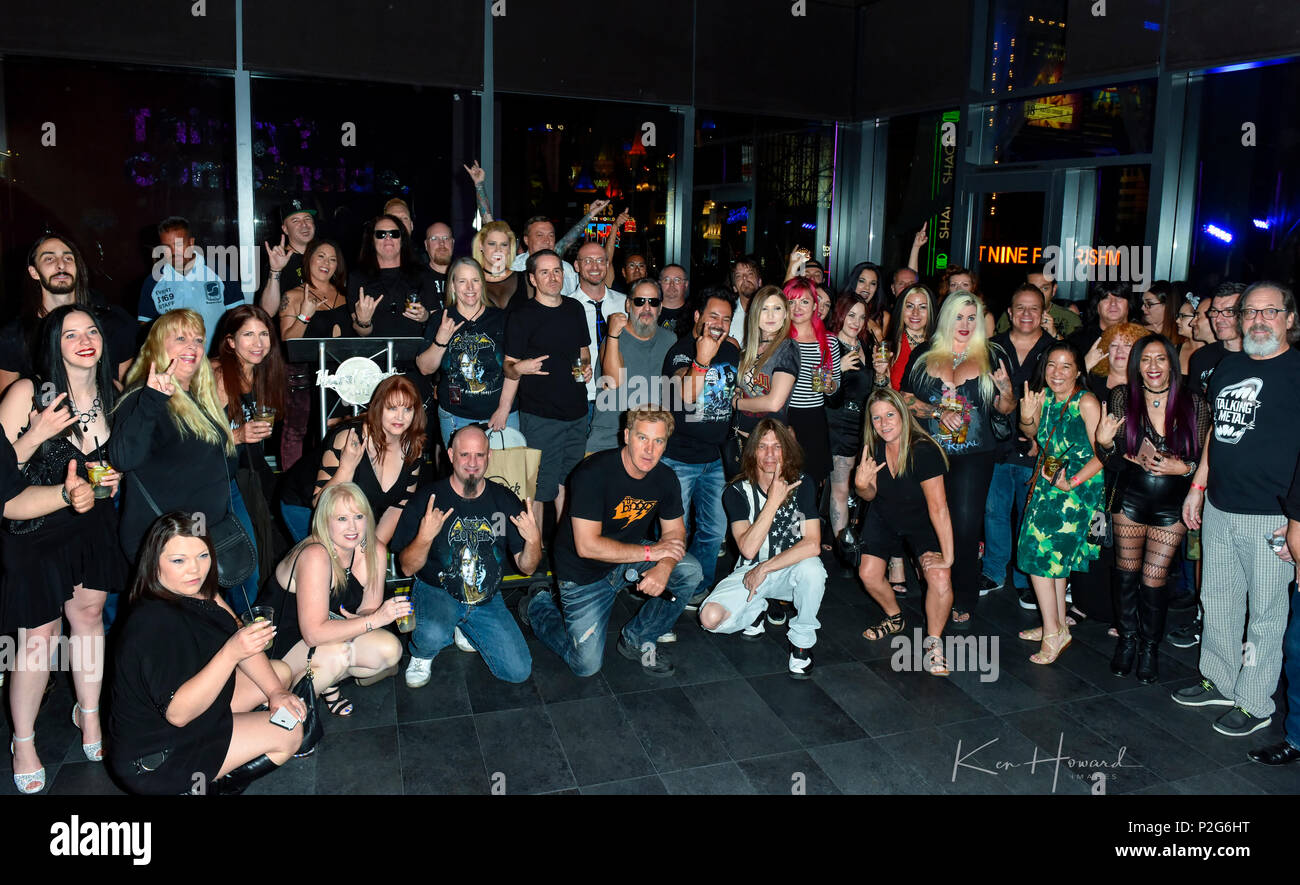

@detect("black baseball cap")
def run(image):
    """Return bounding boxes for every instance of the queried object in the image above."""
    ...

[278,199,318,226]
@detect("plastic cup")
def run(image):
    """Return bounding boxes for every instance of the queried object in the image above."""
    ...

[87,462,113,499]
[248,605,275,651]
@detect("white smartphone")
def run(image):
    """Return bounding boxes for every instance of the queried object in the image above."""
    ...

[270,706,299,730]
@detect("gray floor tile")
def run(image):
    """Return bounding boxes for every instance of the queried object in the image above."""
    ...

[474,706,575,795]
[547,695,655,785]
[618,686,730,773]
[398,716,488,795]
[681,678,801,759]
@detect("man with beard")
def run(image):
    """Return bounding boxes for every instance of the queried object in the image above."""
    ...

[395,425,541,687]
[1176,282,1300,738]
[0,234,135,394]
[728,255,762,341]
[587,279,676,454]
[424,221,455,304]
[258,199,316,315]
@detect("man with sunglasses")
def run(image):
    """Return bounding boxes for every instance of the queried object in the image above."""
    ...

[1177,282,1300,739]
[1188,282,1247,398]
[569,241,626,432]
[587,279,676,455]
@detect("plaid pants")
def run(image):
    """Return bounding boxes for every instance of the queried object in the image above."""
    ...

[1199,498,1292,717]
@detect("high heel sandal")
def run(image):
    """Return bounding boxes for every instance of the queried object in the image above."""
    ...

[10,735,45,794]
[1030,627,1072,665]
[72,703,104,762]
[1019,615,1079,642]
[320,685,353,717]
[922,636,950,677]
[863,612,905,641]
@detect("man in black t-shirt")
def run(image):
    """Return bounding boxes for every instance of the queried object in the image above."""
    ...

[661,290,740,609]
[658,264,690,336]
[698,419,826,678]
[504,249,592,532]
[522,408,703,678]
[1176,282,1300,738]
[395,426,542,687]
[258,199,316,316]
[1187,283,1246,397]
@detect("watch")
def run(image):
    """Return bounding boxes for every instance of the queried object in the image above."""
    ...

[932,409,941,421]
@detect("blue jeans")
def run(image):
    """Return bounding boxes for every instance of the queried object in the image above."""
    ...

[983,462,1031,590]
[1284,585,1300,750]
[227,479,259,617]
[436,406,520,447]
[529,555,703,677]
[660,456,725,598]
[409,579,531,683]
[281,502,312,544]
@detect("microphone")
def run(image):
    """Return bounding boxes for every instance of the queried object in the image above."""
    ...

[624,566,676,603]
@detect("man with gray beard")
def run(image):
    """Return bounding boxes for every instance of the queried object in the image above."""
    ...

[587,279,676,454]
[1176,282,1300,738]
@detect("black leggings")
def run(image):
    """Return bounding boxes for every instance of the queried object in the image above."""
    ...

[945,451,996,614]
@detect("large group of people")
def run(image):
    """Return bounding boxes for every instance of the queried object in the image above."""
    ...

[3,164,1300,797]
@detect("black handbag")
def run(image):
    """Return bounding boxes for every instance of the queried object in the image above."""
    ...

[130,469,256,589]
[290,647,324,758]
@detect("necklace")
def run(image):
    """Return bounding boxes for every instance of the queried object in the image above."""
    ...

[67,391,102,433]
[1144,384,1170,409]
[952,350,969,369]
[343,545,358,581]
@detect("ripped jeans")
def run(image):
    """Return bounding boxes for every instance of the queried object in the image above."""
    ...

[529,555,703,677]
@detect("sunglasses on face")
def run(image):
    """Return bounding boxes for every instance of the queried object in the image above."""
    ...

[631,297,662,307]
[374,229,401,240]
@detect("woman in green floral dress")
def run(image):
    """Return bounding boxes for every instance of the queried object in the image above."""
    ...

[1015,341,1104,664]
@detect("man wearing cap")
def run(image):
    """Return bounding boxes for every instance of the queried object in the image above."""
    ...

[259,199,317,316]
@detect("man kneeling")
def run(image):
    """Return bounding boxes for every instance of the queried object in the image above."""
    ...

[396,425,542,687]
[699,419,826,678]
[523,408,702,677]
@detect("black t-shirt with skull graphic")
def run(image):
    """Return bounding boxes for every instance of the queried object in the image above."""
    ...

[1206,348,1300,514]
[391,477,527,604]
[425,305,512,420]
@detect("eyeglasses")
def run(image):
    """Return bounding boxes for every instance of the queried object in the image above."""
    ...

[631,297,662,307]
[625,262,647,270]
[374,229,401,240]
[1177,312,1196,321]
[1206,308,1238,318]
[1239,307,1287,320]
[660,276,685,285]
[580,257,608,266]
[1141,300,1162,309]
[427,235,453,243]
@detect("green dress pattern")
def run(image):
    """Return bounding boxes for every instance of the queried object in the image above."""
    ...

[1016,389,1104,578]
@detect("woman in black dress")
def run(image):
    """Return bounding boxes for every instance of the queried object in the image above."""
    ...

[840,260,890,341]
[855,387,956,675]
[259,483,408,716]
[1095,334,1209,683]
[280,239,351,341]
[313,374,425,545]
[0,305,125,793]
[110,309,237,564]
[109,513,306,795]
[825,295,874,542]
[901,292,1017,629]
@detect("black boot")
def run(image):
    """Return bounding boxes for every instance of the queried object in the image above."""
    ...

[213,754,280,796]
[1109,569,1140,676]
[1136,583,1168,685]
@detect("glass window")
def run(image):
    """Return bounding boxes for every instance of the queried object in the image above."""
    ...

[883,110,961,280]
[990,81,1156,163]
[2,57,237,313]
[987,0,1068,96]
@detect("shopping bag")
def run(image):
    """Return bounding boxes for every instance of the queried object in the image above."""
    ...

[485,429,541,501]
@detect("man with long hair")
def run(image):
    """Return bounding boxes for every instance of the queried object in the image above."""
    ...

[697,418,826,679]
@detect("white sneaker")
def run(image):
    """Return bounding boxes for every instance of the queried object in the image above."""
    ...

[454,626,478,653]
[657,631,677,643]
[405,656,433,688]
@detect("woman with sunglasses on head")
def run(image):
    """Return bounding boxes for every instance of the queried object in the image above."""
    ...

[212,305,288,614]
[901,292,1017,629]
[258,483,408,718]
[1094,334,1209,683]
[730,285,799,476]
[1015,341,1104,664]
[109,513,305,795]
[0,305,124,793]
[416,257,520,444]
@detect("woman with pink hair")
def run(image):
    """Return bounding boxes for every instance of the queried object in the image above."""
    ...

[783,277,841,489]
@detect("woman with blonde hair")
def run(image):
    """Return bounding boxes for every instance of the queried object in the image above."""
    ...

[473,221,527,311]
[258,482,409,716]
[110,309,237,564]
[901,292,1016,629]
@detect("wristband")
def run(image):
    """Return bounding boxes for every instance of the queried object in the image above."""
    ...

[692,360,709,373]
[1070,475,1081,488]
[61,486,71,506]
[271,271,281,279]
[296,314,310,324]
[644,545,651,562]
[434,338,450,347]
[608,334,621,340]
[353,317,373,329]
[1190,481,1206,492]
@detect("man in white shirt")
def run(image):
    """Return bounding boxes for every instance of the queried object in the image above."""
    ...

[510,203,609,295]
[139,216,247,351]
[568,241,625,428]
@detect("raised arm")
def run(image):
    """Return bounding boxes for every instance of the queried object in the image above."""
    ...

[555,199,610,258]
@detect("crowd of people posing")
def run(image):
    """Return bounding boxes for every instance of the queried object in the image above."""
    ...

[4,183,1300,796]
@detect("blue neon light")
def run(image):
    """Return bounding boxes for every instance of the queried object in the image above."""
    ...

[1204,224,1234,244]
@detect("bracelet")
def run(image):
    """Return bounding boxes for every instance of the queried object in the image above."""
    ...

[1018,417,1035,426]
[271,271,281,279]
[61,485,71,506]
[296,314,309,324]
[932,409,941,421]
[353,317,373,329]
[1070,475,1081,488]
[365,620,374,633]
[692,360,710,373]
[608,334,621,340]
[434,338,450,347]
[1190,481,1206,492]
[644,545,651,562]
[1182,460,1197,477]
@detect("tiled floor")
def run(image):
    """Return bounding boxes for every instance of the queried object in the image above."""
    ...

[4,558,1298,795]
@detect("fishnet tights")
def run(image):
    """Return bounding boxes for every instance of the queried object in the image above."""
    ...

[1113,512,1186,584]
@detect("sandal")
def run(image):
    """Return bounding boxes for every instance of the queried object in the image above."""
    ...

[863,612,905,641]
[320,685,354,717]
[1030,627,1072,665]
[1018,626,1044,641]
[10,735,45,794]
[922,636,950,676]
[950,609,971,631]
[72,703,103,762]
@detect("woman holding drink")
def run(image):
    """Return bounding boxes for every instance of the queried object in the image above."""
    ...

[783,277,840,488]
[0,305,125,793]
[825,295,875,543]
[109,513,306,795]
[901,293,1017,629]
[257,483,409,717]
